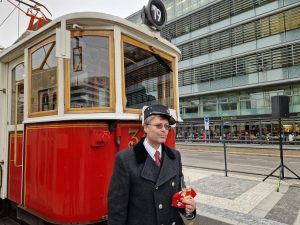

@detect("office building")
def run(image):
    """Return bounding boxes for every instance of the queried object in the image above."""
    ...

[128,0,300,141]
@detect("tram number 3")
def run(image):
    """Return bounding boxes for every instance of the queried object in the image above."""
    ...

[128,129,140,147]
[151,4,162,23]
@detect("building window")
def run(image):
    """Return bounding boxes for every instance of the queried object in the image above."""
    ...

[178,6,300,61]
[161,0,276,40]
[202,98,217,117]
[219,97,237,116]
[293,44,300,65]
[180,85,300,119]
[285,7,300,31]
[240,96,251,115]
[270,13,285,35]
[178,42,300,87]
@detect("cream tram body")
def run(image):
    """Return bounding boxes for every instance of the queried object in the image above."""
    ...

[0,12,180,224]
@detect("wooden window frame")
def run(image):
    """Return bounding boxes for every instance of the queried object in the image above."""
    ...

[64,30,115,113]
[28,35,58,117]
[121,35,177,114]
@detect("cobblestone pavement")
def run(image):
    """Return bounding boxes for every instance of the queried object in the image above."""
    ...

[183,167,300,225]
[265,186,300,225]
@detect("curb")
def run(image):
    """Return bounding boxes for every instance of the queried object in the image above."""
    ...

[194,212,247,225]
[291,183,300,188]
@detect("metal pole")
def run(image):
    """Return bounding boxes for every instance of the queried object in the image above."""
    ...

[221,120,228,177]
[279,118,285,179]
[259,119,262,145]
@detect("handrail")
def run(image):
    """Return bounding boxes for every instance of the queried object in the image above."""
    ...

[0,161,3,188]
[14,81,23,168]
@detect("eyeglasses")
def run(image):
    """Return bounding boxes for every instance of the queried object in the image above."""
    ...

[146,123,171,130]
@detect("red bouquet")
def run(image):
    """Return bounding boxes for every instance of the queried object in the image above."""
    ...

[172,188,197,208]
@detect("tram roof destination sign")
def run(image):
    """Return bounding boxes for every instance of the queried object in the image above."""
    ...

[142,0,167,31]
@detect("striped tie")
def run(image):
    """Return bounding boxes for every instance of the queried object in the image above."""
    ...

[154,151,161,167]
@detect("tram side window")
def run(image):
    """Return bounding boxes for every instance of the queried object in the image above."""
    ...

[69,33,111,110]
[29,37,57,115]
[122,36,175,110]
[11,63,24,124]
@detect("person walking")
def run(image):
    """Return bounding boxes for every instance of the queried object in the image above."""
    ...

[108,104,196,225]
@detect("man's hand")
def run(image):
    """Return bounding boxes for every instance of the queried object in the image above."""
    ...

[182,196,196,214]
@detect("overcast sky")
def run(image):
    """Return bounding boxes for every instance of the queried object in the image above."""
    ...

[0,0,149,48]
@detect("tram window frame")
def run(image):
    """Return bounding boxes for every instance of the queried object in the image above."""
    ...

[121,34,177,114]
[64,30,115,113]
[28,35,58,117]
[11,63,25,124]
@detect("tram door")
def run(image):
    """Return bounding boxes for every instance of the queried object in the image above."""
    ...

[8,63,24,204]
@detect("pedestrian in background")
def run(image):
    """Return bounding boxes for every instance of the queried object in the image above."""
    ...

[289,133,295,144]
[108,104,196,225]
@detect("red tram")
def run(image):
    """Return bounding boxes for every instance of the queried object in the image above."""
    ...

[0,1,181,224]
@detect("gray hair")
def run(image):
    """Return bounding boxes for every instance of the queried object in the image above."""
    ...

[144,115,156,125]
[144,114,169,125]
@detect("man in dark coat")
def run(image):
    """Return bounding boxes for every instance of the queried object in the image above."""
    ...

[108,104,196,225]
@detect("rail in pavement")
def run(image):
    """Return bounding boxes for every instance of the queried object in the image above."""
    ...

[176,143,300,158]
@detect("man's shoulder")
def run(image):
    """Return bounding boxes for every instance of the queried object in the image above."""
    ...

[172,148,181,157]
[163,144,181,159]
[116,147,135,159]
[167,146,179,153]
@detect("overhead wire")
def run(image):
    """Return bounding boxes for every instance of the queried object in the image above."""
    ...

[18,2,20,37]
[0,3,18,28]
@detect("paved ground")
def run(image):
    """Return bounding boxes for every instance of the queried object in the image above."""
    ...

[182,167,300,225]
[179,143,300,225]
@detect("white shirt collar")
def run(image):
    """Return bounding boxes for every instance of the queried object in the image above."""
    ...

[143,138,162,161]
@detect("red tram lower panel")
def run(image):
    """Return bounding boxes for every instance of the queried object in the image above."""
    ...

[24,122,115,223]
[22,121,175,224]
[8,133,23,205]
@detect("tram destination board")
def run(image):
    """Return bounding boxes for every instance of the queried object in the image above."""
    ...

[142,0,167,30]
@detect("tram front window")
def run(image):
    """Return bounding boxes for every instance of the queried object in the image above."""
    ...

[69,32,112,110]
[122,36,175,110]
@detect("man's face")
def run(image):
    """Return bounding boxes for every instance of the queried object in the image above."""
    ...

[144,115,170,147]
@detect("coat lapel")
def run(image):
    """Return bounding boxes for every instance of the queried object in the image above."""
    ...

[156,151,177,187]
[141,155,160,183]
[133,138,178,185]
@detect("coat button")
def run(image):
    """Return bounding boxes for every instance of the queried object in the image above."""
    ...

[159,204,163,209]
[155,186,159,190]
[172,222,176,225]
[172,181,175,187]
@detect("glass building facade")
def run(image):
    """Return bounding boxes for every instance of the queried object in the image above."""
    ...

[128,0,300,141]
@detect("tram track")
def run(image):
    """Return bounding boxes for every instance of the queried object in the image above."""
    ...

[182,164,298,180]
[177,143,300,158]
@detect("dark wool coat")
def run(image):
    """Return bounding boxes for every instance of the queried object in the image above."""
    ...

[108,138,186,225]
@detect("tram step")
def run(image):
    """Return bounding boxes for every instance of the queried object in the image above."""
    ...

[0,217,20,225]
